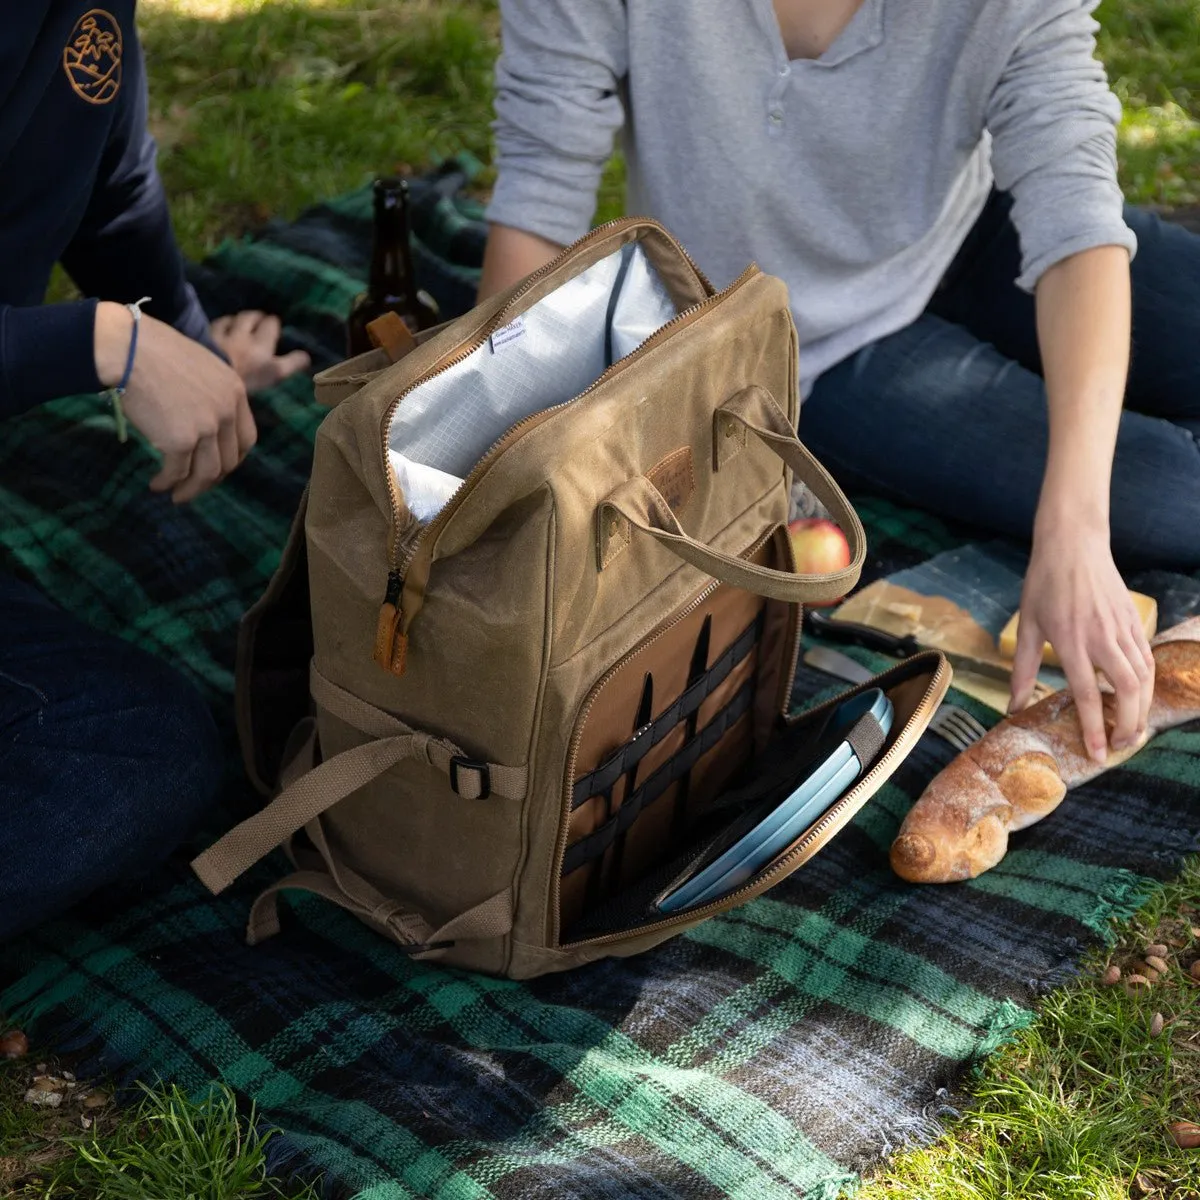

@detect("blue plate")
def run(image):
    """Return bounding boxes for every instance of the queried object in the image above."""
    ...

[658,688,894,913]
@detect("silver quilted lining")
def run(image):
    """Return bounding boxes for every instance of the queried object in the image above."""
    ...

[388,242,679,521]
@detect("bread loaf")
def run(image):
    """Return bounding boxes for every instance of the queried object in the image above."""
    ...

[890,616,1200,883]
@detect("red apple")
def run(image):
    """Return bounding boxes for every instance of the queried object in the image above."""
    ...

[788,517,851,606]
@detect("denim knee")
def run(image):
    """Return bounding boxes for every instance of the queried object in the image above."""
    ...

[28,646,223,885]
[98,652,224,862]
[1110,420,1200,572]
[0,646,222,940]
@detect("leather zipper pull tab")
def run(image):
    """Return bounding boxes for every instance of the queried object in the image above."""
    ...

[374,572,409,675]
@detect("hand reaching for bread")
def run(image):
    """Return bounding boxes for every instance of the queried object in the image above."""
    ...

[890,617,1200,883]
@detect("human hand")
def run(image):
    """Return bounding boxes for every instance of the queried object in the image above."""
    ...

[210,311,310,394]
[1011,521,1154,763]
[95,301,257,503]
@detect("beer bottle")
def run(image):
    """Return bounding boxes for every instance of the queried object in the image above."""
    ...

[347,177,440,355]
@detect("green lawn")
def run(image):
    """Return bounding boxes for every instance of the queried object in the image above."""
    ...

[12,0,1200,1196]
[133,0,1199,268]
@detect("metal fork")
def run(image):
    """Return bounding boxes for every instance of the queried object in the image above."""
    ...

[927,702,989,752]
[802,645,990,753]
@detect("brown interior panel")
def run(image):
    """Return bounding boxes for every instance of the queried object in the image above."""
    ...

[560,537,799,933]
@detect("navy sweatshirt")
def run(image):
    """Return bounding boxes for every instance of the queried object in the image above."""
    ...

[0,2,213,417]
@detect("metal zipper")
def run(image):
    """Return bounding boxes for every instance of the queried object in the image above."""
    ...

[374,225,747,671]
[552,526,783,946]
[382,217,713,573]
[391,264,748,584]
[557,655,949,949]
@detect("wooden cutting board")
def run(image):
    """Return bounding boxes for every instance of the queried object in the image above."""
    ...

[830,544,1063,712]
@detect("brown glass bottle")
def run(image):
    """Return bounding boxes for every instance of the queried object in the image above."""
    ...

[346,177,440,355]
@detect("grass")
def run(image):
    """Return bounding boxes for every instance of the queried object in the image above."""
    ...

[17,0,1200,1196]
[137,0,627,262]
[861,863,1200,1200]
[139,0,502,259]
[1098,0,1200,207]
[0,1059,319,1199]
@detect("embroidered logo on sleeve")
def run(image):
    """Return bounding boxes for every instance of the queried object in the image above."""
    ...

[63,10,123,105]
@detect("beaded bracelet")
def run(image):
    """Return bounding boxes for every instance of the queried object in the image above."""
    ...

[104,296,151,443]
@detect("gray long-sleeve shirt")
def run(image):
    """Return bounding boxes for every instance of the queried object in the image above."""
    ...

[487,0,1136,396]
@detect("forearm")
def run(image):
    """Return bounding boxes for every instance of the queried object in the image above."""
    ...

[62,55,215,352]
[478,223,565,301]
[0,300,103,416]
[1019,245,1150,760]
[62,179,214,350]
[1033,245,1131,534]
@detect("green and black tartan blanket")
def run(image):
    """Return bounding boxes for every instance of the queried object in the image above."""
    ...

[4,169,1200,1200]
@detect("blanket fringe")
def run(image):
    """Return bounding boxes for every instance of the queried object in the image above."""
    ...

[1082,869,1155,942]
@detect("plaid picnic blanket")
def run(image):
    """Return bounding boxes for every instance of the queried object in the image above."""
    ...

[4,167,1200,1200]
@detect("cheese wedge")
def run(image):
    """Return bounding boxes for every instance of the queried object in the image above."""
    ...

[999,591,1158,666]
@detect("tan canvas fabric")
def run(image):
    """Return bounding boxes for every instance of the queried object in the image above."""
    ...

[193,219,949,978]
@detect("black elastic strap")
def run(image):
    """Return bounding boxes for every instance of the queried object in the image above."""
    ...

[571,612,763,811]
[565,697,890,881]
[563,681,754,876]
[846,716,886,773]
[603,243,636,367]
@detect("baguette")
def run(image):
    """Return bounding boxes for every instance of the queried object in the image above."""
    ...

[890,616,1200,883]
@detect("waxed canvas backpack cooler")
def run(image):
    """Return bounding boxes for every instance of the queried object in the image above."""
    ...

[192,218,950,979]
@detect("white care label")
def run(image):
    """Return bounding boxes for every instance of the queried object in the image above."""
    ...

[489,316,526,353]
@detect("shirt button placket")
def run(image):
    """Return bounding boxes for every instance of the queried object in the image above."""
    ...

[767,59,789,135]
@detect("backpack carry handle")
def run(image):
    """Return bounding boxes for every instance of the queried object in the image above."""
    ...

[597,386,865,605]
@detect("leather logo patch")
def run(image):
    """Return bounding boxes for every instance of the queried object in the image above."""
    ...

[64,10,123,105]
[647,446,695,513]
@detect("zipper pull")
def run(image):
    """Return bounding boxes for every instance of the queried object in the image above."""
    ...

[374,571,409,676]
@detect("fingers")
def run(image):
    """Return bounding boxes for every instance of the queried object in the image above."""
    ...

[1009,613,1044,714]
[150,449,193,495]
[150,404,253,504]
[217,411,240,478]
[235,389,258,460]
[1055,614,1151,764]
[1057,640,1108,764]
[172,435,224,504]
[214,311,311,393]
[274,348,312,380]
[251,313,281,347]
[1097,637,1144,754]
[1115,620,1155,748]
[234,309,267,337]
[126,316,260,502]
[204,379,255,489]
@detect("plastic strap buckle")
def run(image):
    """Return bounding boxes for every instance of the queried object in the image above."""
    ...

[449,756,491,799]
[399,939,455,956]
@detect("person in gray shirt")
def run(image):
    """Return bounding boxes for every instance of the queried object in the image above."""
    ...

[478,0,1200,769]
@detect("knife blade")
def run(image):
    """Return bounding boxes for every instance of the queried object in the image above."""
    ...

[803,646,875,685]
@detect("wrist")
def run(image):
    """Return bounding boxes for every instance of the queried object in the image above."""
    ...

[1034,489,1109,544]
[93,301,132,389]
[1037,439,1113,537]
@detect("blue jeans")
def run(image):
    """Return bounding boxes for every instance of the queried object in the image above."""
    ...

[801,192,1200,570]
[0,573,221,940]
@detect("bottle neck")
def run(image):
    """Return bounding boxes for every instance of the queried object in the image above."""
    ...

[369,183,417,299]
